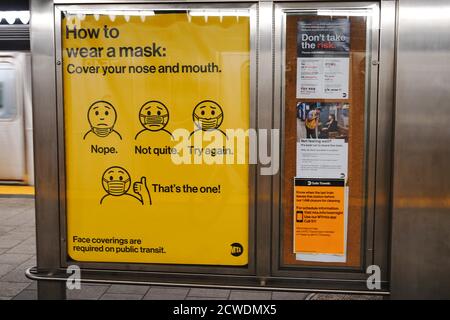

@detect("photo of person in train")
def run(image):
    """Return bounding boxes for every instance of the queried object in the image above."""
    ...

[297,102,349,142]
[319,114,339,138]
[305,106,321,139]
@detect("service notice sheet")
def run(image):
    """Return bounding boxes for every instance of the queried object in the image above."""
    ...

[297,58,349,99]
[296,139,348,180]
[294,139,349,262]
[294,178,346,256]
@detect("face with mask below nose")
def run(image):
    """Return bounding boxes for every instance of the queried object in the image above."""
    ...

[102,166,131,196]
[139,101,170,131]
[192,100,224,131]
[87,101,118,137]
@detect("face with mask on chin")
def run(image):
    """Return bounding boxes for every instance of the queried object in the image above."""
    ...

[193,100,224,131]
[139,101,170,132]
[88,101,117,137]
[102,166,131,196]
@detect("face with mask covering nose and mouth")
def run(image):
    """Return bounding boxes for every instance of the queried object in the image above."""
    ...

[87,101,118,138]
[139,101,170,131]
[192,100,224,131]
[101,166,131,196]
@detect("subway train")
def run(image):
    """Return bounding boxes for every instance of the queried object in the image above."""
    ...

[0,2,34,186]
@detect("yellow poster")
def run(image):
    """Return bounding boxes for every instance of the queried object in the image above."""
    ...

[294,178,345,255]
[62,11,250,265]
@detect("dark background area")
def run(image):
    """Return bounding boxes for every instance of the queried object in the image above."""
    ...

[0,0,30,50]
[0,0,29,11]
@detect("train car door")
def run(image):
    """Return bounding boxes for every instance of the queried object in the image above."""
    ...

[0,54,26,183]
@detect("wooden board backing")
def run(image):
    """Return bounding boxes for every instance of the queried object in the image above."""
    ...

[281,15,367,267]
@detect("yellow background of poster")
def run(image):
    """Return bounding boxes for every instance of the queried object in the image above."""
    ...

[62,13,250,265]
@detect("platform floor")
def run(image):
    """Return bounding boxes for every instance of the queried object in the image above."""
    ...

[0,197,382,300]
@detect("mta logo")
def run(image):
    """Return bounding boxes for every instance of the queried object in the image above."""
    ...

[231,243,244,257]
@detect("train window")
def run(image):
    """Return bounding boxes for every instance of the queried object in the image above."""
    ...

[0,65,17,120]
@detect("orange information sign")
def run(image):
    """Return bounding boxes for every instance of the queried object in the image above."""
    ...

[294,178,345,255]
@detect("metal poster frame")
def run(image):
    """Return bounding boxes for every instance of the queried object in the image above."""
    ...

[29,0,395,299]
[271,1,393,291]
[54,2,258,276]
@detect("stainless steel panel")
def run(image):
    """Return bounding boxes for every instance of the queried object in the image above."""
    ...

[255,0,274,281]
[31,0,66,299]
[373,0,395,283]
[391,0,450,299]
[26,265,390,295]
[364,0,381,269]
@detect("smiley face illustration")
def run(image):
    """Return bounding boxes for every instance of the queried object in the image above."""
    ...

[135,101,173,140]
[100,166,152,205]
[193,100,224,131]
[139,101,169,131]
[189,100,227,138]
[101,166,131,197]
[83,100,122,140]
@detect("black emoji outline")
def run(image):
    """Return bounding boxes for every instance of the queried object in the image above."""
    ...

[100,166,152,205]
[189,99,227,138]
[135,100,174,140]
[83,100,122,140]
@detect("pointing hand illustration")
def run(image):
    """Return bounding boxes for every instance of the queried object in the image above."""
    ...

[133,177,152,205]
